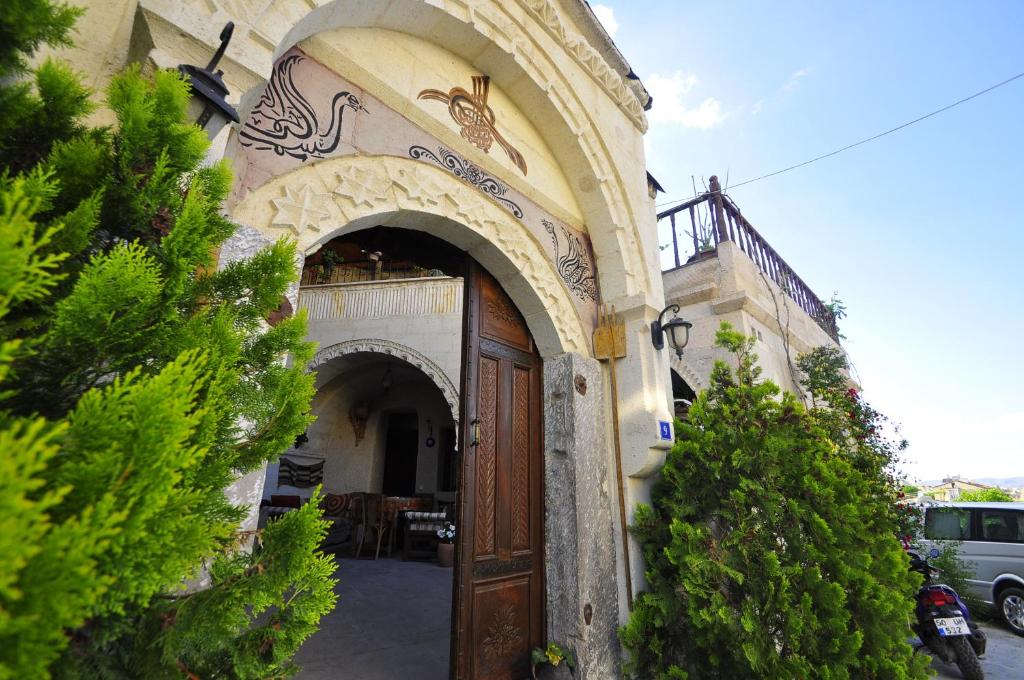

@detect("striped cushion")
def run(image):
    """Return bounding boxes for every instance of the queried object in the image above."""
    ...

[406,511,446,532]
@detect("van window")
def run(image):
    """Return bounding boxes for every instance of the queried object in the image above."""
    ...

[980,509,1024,543]
[925,508,970,540]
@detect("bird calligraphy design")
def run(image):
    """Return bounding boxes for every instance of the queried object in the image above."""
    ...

[239,54,368,162]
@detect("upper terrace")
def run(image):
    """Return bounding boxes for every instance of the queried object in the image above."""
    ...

[658,176,839,342]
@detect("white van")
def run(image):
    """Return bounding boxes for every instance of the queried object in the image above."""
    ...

[923,502,1024,636]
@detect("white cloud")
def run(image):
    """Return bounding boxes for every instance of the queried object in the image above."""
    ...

[780,68,809,93]
[591,4,619,38]
[645,71,725,130]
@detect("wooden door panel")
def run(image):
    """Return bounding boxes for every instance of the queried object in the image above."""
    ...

[474,355,499,560]
[454,263,543,680]
[471,578,532,679]
[479,275,532,353]
[510,364,531,554]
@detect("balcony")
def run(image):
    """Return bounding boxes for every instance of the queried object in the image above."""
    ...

[658,176,838,341]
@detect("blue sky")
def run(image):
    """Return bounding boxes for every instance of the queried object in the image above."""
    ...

[590,2,1023,482]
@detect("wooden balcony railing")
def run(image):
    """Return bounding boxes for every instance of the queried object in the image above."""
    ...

[658,175,839,341]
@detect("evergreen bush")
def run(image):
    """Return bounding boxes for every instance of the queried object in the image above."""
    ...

[0,2,335,677]
[621,325,930,680]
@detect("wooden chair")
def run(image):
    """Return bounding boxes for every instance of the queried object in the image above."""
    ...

[353,493,389,560]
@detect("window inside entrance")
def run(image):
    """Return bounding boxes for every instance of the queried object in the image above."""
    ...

[671,369,697,421]
[381,412,419,497]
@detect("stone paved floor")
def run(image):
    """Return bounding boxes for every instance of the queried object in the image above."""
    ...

[294,556,454,680]
[927,621,1024,679]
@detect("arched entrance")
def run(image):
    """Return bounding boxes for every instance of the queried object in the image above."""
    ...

[215,7,641,673]
[260,223,546,679]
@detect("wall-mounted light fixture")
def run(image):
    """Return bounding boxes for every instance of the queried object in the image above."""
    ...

[349,401,370,445]
[651,303,692,359]
[178,22,240,140]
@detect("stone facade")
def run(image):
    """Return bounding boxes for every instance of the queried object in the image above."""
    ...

[53,2,724,677]
[664,240,843,398]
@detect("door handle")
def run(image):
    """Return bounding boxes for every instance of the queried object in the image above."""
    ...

[470,419,480,447]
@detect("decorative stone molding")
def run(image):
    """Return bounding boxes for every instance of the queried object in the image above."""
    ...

[518,0,647,129]
[298,277,463,322]
[271,185,331,236]
[231,154,589,355]
[310,338,460,427]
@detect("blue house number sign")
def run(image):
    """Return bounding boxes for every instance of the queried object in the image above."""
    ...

[658,420,672,441]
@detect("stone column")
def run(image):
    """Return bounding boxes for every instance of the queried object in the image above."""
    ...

[544,352,622,680]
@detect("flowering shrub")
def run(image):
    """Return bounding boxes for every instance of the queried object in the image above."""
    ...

[621,328,929,680]
[436,522,456,544]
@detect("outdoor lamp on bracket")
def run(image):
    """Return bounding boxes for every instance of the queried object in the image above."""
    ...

[651,303,692,358]
[178,22,240,141]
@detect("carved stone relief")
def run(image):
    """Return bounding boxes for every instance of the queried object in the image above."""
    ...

[409,145,523,218]
[231,49,601,335]
[543,219,598,302]
[150,0,650,300]
[232,154,590,355]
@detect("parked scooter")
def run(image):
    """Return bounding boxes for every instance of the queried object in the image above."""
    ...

[909,549,986,680]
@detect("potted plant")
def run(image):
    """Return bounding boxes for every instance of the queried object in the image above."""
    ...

[321,249,344,283]
[531,642,575,679]
[436,522,456,567]
[685,222,717,263]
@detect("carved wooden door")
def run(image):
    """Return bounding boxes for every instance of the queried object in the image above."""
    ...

[452,262,543,680]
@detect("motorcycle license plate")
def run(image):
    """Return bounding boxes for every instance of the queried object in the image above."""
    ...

[935,616,969,636]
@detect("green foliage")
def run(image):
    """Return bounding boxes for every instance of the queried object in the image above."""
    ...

[824,292,847,339]
[531,642,575,670]
[621,324,929,680]
[0,0,81,77]
[958,488,1014,502]
[929,541,985,615]
[0,11,332,678]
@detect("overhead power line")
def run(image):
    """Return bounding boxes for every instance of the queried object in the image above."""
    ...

[655,69,1024,208]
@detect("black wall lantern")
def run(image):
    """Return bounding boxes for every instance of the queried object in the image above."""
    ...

[651,303,692,358]
[178,22,240,140]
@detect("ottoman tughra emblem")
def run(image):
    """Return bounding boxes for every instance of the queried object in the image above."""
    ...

[418,75,527,176]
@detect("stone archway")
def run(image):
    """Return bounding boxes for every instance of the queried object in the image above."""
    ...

[311,338,460,428]
[231,153,589,358]
[671,354,706,392]
[136,0,655,303]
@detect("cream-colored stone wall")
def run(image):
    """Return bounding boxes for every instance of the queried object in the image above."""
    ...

[662,241,843,397]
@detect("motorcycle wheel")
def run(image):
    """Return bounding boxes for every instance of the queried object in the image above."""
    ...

[950,636,984,680]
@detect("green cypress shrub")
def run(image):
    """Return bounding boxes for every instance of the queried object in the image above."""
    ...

[621,325,930,680]
[0,3,335,677]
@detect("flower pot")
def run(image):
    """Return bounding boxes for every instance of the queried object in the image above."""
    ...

[437,542,454,567]
[532,663,574,680]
